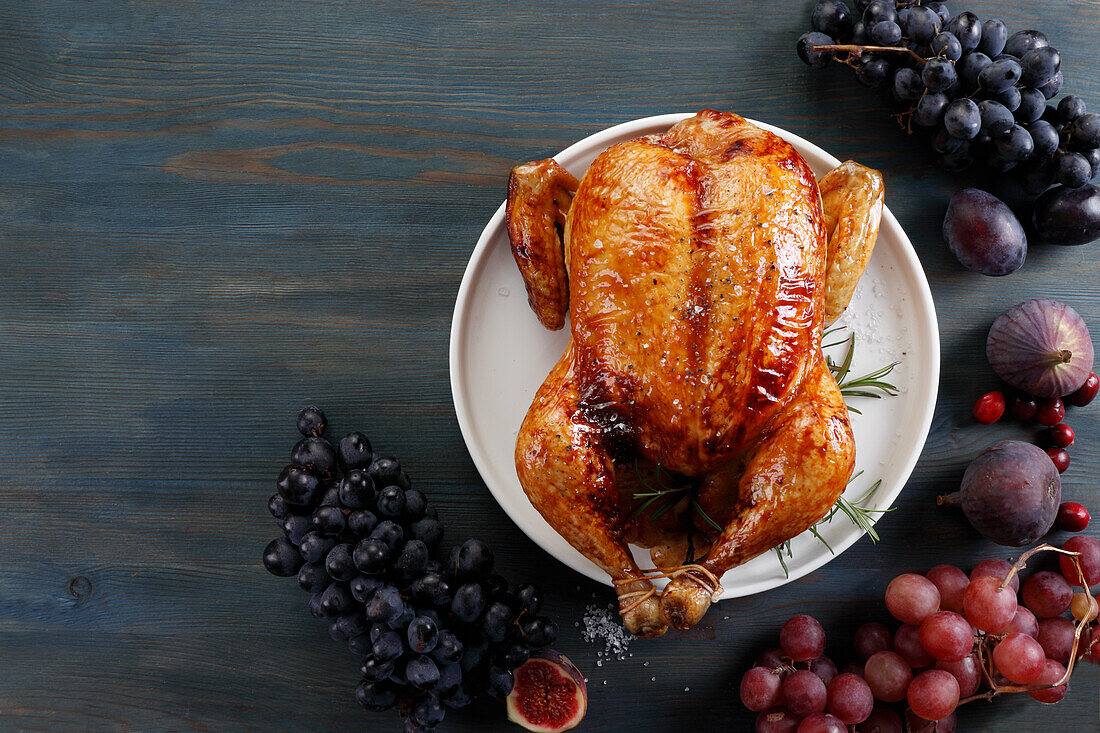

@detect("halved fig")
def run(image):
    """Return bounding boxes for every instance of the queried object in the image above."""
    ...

[505,649,587,732]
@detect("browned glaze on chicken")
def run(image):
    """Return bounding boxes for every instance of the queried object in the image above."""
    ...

[507,110,883,637]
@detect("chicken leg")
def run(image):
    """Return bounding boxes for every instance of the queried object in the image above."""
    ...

[660,356,855,629]
[515,344,668,638]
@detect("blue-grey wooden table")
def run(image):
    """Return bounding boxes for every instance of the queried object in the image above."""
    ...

[1,1,1098,731]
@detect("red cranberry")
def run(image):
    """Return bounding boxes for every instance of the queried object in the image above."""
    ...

[1046,447,1070,474]
[1037,398,1066,427]
[1049,423,1075,448]
[1010,394,1039,421]
[972,391,1006,424]
[1056,502,1091,532]
[1068,372,1100,407]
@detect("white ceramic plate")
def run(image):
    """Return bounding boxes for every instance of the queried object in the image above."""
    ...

[449,114,939,599]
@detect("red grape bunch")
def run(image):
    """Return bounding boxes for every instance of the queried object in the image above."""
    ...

[741,537,1100,732]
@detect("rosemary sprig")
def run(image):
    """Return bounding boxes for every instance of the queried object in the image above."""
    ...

[769,326,903,575]
[826,331,900,414]
[775,540,793,578]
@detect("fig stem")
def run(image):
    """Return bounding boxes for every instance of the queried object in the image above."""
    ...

[936,492,962,507]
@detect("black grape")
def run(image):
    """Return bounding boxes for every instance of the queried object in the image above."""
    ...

[296,406,327,437]
[337,431,372,471]
[291,437,337,477]
[324,543,357,581]
[978,19,1008,57]
[1004,29,1049,58]
[1070,113,1100,149]
[355,681,397,712]
[1056,152,1092,188]
[263,537,304,577]
[281,514,312,545]
[922,57,956,91]
[943,12,981,53]
[944,99,980,140]
[338,469,376,509]
[811,0,854,40]
[979,100,1014,137]
[298,561,332,593]
[995,125,1035,162]
[1015,88,1046,124]
[298,531,335,563]
[892,67,923,102]
[870,20,902,46]
[913,93,948,127]
[1028,120,1061,157]
[930,32,962,61]
[1020,46,1061,87]
[978,57,1021,92]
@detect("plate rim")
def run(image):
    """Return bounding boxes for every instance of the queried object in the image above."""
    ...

[449,112,941,597]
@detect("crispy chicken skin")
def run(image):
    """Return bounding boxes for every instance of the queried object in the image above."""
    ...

[507,110,882,636]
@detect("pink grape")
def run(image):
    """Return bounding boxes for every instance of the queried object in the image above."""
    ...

[755,707,801,733]
[854,622,893,661]
[1036,616,1075,664]
[782,669,827,718]
[825,672,872,724]
[936,654,982,698]
[863,651,912,702]
[893,624,934,668]
[970,559,1020,592]
[1059,535,1100,587]
[741,667,783,711]
[992,633,1045,684]
[796,713,847,733]
[853,705,903,733]
[1022,571,1073,618]
[1028,659,1068,704]
[756,648,793,679]
[918,611,975,662]
[904,709,957,732]
[926,565,970,614]
[963,576,1017,633]
[809,655,837,686]
[1005,606,1039,637]
[781,615,826,662]
[886,573,941,625]
[907,669,960,722]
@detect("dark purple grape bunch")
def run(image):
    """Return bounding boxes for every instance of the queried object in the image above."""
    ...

[262,407,557,732]
[796,1,1100,203]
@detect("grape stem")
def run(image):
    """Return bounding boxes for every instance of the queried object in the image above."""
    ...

[812,44,926,66]
[956,543,1095,706]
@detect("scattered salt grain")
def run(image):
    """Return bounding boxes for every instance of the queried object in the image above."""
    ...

[580,604,633,658]
[685,687,690,692]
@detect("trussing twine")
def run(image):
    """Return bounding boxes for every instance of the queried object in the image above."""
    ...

[613,563,725,616]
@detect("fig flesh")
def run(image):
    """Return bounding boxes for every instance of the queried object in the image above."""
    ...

[506,649,587,732]
[986,298,1094,398]
[942,440,1061,546]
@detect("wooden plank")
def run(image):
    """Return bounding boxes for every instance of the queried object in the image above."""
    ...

[0,0,1099,730]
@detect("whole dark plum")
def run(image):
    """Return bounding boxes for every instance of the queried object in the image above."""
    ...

[1033,184,1100,246]
[943,440,1060,546]
[943,189,1027,275]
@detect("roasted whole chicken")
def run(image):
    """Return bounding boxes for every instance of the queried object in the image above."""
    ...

[506,110,884,637]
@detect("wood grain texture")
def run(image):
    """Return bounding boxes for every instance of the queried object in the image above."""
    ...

[0,0,1098,730]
